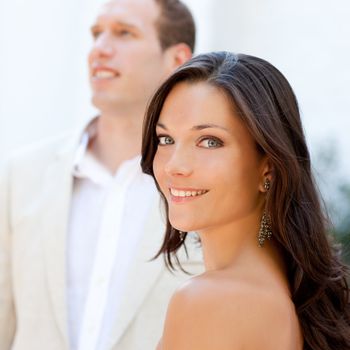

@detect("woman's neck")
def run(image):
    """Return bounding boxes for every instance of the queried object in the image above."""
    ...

[198,213,290,295]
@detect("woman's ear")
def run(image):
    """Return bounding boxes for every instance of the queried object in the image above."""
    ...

[259,157,274,193]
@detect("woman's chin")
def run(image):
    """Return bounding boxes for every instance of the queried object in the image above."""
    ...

[171,222,199,233]
[170,221,189,232]
[169,214,204,233]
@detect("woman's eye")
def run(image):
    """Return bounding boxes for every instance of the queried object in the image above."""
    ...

[198,138,223,148]
[158,135,174,145]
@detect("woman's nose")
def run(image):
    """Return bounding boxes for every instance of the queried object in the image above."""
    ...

[164,146,194,177]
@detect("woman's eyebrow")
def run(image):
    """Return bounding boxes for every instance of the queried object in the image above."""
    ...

[156,122,167,130]
[191,124,229,132]
[156,123,230,132]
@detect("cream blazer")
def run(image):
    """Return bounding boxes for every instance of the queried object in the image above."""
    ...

[0,129,203,350]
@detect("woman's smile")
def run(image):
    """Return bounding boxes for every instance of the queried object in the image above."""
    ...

[168,187,209,203]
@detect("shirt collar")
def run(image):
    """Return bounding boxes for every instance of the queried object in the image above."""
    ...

[73,117,98,167]
[72,117,142,187]
[72,118,113,187]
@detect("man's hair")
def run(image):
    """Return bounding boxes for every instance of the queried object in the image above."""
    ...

[154,0,196,52]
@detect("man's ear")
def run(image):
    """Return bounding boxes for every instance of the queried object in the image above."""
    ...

[259,157,274,193]
[164,43,192,72]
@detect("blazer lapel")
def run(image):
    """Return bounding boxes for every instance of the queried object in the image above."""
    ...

[107,204,165,348]
[41,134,79,347]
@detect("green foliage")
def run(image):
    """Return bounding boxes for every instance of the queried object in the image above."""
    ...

[333,183,350,264]
[314,142,350,265]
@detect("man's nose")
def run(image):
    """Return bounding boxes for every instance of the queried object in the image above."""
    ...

[90,32,115,58]
[164,146,194,177]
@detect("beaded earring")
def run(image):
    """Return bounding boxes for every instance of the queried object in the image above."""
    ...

[258,178,272,247]
[258,211,272,247]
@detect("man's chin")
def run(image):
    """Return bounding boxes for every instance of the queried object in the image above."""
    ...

[91,94,120,111]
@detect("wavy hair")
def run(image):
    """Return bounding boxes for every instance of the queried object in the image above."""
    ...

[141,51,350,349]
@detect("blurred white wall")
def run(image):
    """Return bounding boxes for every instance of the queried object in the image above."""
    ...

[0,0,101,154]
[0,0,349,177]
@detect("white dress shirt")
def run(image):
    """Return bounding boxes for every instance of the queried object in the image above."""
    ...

[66,122,161,350]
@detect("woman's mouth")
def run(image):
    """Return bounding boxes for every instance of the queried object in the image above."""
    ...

[169,188,209,202]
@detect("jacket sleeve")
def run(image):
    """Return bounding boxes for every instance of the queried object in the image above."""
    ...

[0,160,16,349]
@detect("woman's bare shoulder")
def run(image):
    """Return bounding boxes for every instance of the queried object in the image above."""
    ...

[160,272,302,350]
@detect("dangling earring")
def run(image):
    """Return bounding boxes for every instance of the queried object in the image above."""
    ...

[179,231,185,241]
[258,211,272,247]
[173,227,185,241]
[259,178,272,247]
[263,178,270,191]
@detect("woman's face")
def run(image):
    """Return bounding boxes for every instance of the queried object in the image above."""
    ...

[153,81,267,233]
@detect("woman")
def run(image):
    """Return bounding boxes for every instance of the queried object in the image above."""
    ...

[141,52,350,349]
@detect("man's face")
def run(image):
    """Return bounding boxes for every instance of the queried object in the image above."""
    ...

[88,0,171,113]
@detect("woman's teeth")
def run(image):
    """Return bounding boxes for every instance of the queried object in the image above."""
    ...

[170,188,208,197]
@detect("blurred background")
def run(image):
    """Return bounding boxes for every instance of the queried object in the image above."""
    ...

[0,0,349,260]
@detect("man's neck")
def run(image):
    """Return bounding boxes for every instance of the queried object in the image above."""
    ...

[88,111,144,174]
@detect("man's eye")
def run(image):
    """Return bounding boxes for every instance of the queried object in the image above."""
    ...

[198,137,223,148]
[158,136,174,145]
[116,29,133,37]
[91,30,102,39]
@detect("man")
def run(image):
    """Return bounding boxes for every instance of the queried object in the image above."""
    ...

[0,1,201,349]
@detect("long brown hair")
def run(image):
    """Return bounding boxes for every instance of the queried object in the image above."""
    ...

[141,51,350,349]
